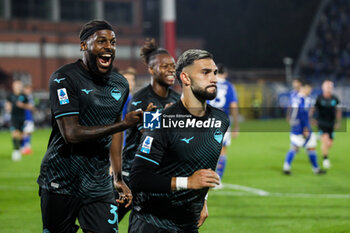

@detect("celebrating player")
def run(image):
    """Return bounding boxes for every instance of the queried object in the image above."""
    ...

[37,20,142,233]
[129,49,230,232]
[208,63,239,186]
[117,38,180,222]
[283,81,326,175]
[314,80,341,169]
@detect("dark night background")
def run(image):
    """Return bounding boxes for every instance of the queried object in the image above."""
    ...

[144,0,321,69]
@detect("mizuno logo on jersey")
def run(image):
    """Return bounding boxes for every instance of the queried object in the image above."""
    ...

[181,137,194,144]
[54,78,66,83]
[57,88,69,105]
[132,101,142,106]
[81,89,93,94]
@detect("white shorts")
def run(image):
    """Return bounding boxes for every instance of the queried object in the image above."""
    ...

[23,120,35,133]
[223,131,231,147]
[290,133,317,148]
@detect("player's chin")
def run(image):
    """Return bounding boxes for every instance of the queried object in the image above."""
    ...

[163,76,175,86]
[96,65,112,75]
[206,90,217,100]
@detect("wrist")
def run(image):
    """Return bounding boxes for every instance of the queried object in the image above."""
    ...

[176,177,188,191]
[112,171,123,181]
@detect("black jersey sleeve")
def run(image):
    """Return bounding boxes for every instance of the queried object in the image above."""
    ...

[127,94,149,131]
[129,129,172,193]
[6,94,11,102]
[19,94,28,104]
[314,95,321,108]
[49,72,80,119]
[335,96,340,106]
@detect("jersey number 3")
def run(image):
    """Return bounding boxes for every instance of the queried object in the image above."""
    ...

[108,204,118,225]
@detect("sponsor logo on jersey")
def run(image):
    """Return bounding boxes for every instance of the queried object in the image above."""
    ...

[57,88,69,105]
[140,136,154,154]
[180,136,194,144]
[54,78,66,83]
[81,89,93,94]
[214,129,223,143]
[111,88,121,101]
[144,110,161,129]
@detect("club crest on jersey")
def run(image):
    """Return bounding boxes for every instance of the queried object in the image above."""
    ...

[331,99,337,106]
[111,88,121,101]
[144,110,161,129]
[214,129,223,143]
[141,136,154,154]
[57,88,69,105]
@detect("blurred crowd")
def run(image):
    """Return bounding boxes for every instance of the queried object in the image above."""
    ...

[301,0,350,83]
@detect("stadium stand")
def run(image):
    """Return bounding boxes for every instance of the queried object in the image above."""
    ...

[299,0,350,84]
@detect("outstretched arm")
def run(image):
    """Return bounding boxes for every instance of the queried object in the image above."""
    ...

[56,110,142,144]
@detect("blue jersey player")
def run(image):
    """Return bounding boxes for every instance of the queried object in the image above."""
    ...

[22,84,35,155]
[286,78,303,123]
[208,64,238,185]
[283,81,326,175]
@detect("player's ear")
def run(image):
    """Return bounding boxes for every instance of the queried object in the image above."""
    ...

[148,66,154,76]
[80,41,87,51]
[180,72,190,86]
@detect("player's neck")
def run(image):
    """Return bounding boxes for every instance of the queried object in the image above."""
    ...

[81,57,89,71]
[13,90,21,95]
[151,81,169,98]
[181,93,206,117]
[323,92,332,98]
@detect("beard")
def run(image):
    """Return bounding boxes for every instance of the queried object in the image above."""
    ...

[191,84,217,101]
[86,51,114,84]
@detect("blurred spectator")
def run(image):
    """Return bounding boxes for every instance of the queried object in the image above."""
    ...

[301,0,350,83]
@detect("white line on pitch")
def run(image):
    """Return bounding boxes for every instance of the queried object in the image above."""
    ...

[223,183,270,196]
[211,183,350,199]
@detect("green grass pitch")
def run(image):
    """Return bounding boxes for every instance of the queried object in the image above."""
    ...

[0,119,349,233]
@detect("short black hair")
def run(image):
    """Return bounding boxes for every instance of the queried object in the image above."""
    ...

[140,38,169,65]
[292,77,305,85]
[79,19,113,42]
[216,63,227,74]
[302,80,312,87]
[175,49,213,84]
